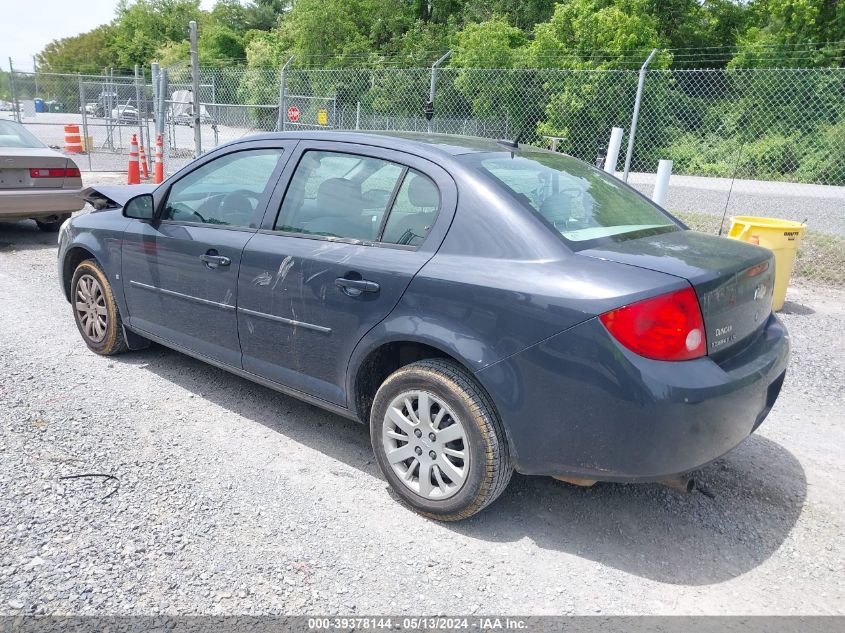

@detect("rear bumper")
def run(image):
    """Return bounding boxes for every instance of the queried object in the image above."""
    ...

[0,188,85,219]
[476,313,790,481]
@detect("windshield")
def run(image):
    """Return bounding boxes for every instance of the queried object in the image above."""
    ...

[0,121,45,148]
[460,148,679,250]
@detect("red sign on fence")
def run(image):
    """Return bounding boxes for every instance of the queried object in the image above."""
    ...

[287,106,300,123]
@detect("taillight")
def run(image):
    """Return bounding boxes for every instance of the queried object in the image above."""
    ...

[599,287,706,361]
[29,168,81,178]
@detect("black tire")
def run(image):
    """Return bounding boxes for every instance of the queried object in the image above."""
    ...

[370,358,512,521]
[35,214,72,232]
[70,259,129,356]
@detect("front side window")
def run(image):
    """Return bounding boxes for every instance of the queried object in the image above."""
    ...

[162,148,284,228]
[275,151,406,241]
[459,149,679,249]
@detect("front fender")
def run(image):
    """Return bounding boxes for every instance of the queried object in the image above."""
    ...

[59,211,132,318]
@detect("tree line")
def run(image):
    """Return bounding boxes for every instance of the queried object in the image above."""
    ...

[31,0,845,73]
[12,0,845,186]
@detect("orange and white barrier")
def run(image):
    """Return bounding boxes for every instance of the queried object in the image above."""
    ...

[154,134,164,184]
[64,124,83,153]
[127,133,140,185]
[139,144,149,180]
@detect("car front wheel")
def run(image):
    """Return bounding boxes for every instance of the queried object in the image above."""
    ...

[70,260,128,356]
[370,359,512,521]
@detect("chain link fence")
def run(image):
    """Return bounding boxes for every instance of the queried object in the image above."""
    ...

[2,70,158,172]
[3,62,842,287]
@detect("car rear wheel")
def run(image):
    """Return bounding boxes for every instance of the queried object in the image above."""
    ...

[71,260,128,356]
[35,214,71,232]
[370,359,512,521]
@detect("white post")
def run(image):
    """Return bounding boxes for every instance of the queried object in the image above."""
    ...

[355,101,361,130]
[652,159,673,207]
[604,127,624,176]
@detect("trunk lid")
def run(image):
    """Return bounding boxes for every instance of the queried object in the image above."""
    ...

[0,148,71,190]
[580,230,775,357]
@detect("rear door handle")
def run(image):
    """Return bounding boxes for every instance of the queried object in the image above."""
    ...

[335,277,380,296]
[200,252,231,268]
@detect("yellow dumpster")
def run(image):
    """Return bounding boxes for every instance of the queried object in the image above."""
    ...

[727,216,805,311]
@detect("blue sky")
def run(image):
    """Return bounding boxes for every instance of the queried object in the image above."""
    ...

[1,0,216,71]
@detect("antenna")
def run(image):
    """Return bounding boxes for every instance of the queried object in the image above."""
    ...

[497,113,540,151]
[718,139,747,236]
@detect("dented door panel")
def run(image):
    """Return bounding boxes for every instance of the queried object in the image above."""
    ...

[237,140,458,406]
[237,237,430,404]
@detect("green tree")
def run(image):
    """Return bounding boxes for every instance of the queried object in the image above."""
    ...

[110,0,202,68]
[199,22,246,63]
[37,25,118,73]
[269,0,415,66]
[463,0,556,31]
[0,70,10,101]
[450,17,536,138]
[451,15,528,68]
[730,0,845,67]
[244,0,287,31]
[528,0,668,68]
[526,0,671,161]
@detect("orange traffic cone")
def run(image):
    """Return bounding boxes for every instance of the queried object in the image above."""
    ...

[127,134,140,185]
[154,134,164,184]
[139,144,149,180]
[64,124,83,153]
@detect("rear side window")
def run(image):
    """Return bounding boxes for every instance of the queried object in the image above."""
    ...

[275,150,405,241]
[460,150,678,249]
[381,170,440,247]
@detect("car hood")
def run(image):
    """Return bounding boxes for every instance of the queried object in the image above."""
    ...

[80,184,157,210]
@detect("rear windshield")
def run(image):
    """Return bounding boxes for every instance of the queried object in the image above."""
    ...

[0,121,45,148]
[459,148,679,250]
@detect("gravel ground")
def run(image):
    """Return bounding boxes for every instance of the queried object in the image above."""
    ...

[0,217,843,616]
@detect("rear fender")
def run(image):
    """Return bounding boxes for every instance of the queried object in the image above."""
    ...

[346,313,503,418]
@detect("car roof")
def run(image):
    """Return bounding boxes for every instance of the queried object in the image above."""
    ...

[237,131,516,159]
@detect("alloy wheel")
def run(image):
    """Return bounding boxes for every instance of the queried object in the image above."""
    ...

[75,274,108,343]
[382,390,469,500]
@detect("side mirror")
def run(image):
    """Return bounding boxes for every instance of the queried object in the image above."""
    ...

[123,193,155,220]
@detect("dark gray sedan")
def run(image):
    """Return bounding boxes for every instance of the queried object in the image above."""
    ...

[58,132,789,520]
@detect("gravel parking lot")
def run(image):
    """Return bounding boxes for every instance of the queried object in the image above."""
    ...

[1,216,843,616]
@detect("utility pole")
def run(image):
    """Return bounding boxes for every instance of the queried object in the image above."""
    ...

[276,55,295,131]
[426,50,451,134]
[189,20,202,157]
[32,56,38,99]
[8,58,21,122]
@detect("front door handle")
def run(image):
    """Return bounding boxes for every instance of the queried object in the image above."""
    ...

[200,252,231,269]
[335,277,380,297]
